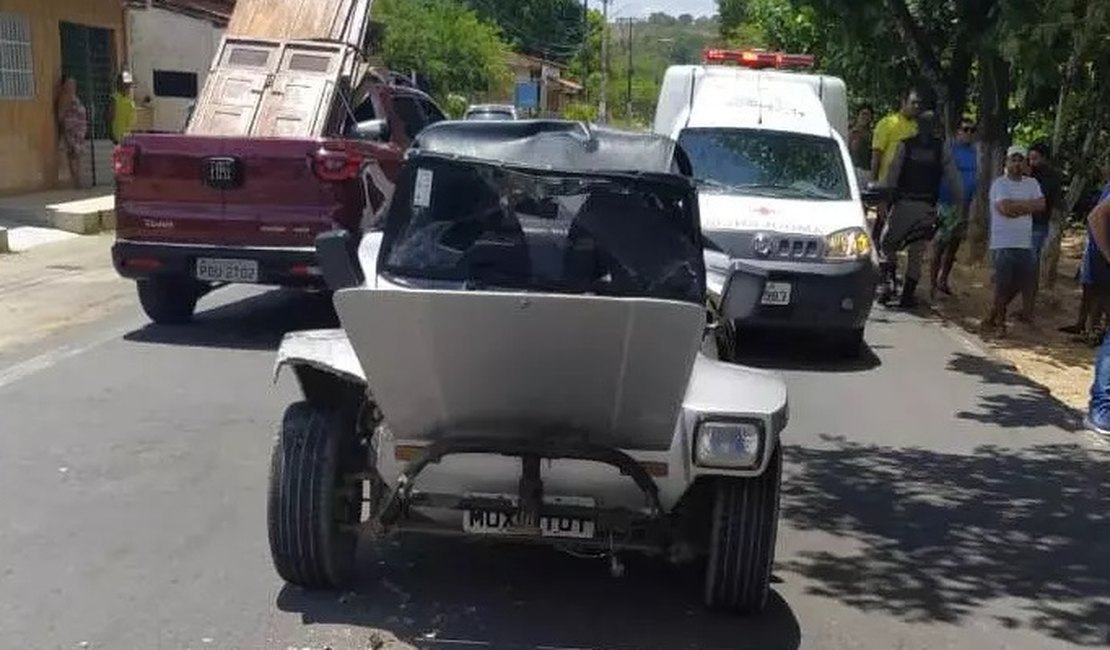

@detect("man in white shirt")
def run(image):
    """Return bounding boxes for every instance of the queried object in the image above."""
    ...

[981,145,1046,336]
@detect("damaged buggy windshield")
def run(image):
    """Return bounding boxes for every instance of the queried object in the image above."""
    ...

[380,158,706,305]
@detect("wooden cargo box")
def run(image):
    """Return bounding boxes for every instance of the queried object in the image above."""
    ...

[225,0,371,48]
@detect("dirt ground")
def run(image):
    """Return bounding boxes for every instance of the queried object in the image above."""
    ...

[924,228,1094,412]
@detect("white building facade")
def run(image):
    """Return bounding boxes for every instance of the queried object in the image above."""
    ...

[124,2,227,133]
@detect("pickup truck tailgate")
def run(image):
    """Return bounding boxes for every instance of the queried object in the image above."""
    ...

[114,135,224,244]
[116,134,359,248]
[220,137,348,246]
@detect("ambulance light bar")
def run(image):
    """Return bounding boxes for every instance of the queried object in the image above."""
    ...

[702,49,815,69]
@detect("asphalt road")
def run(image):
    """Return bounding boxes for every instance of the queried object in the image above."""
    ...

[0,285,1107,650]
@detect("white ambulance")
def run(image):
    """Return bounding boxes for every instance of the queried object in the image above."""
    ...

[654,49,878,357]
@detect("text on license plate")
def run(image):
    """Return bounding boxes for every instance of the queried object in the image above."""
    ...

[761,281,792,306]
[195,258,259,283]
[462,494,595,539]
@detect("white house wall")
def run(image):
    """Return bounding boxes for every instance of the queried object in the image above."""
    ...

[127,7,224,132]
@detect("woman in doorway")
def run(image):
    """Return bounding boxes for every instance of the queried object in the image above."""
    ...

[56,76,88,189]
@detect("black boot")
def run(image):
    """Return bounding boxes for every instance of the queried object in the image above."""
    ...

[898,278,919,308]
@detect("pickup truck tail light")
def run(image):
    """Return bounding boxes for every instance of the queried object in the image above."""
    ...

[113,144,138,178]
[312,145,363,182]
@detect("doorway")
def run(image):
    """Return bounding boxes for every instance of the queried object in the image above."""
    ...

[59,22,116,187]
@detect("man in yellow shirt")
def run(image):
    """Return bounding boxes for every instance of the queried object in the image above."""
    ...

[109,70,137,145]
[868,89,921,240]
[871,90,921,181]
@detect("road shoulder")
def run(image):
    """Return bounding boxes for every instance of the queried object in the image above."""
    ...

[0,233,135,357]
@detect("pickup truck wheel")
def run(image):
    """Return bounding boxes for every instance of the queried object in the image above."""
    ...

[703,444,783,615]
[137,276,201,325]
[829,328,865,359]
[267,402,361,589]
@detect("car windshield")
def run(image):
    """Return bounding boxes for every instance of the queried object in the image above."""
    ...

[466,109,514,120]
[380,158,705,304]
[678,128,851,201]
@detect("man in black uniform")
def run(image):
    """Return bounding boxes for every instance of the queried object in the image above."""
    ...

[878,110,966,308]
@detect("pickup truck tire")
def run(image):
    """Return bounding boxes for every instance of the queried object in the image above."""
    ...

[703,444,782,615]
[830,328,865,359]
[267,402,361,590]
[137,276,202,325]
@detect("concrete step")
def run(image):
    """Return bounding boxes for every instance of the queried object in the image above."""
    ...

[0,226,80,253]
[0,189,115,253]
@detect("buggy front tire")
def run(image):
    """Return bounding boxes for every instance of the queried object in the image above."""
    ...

[268,402,361,589]
[703,444,783,615]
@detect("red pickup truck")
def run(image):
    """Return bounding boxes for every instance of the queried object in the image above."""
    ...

[111,37,446,324]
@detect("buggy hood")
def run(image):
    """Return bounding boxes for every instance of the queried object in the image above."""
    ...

[335,289,705,450]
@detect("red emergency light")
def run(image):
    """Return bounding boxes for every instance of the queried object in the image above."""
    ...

[702,48,815,70]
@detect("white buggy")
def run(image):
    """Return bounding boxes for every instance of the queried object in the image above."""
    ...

[268,120,790,614]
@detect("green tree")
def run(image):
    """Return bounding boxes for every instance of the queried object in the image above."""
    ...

[463,0,588,62]
[717,0,752,38]
[569,12,719,123]
[375,0,511,100]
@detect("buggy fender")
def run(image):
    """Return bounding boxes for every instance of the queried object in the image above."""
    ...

[680,354,789,477]
[274,329,368,395]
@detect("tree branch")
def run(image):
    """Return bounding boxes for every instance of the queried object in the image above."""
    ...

[883,0,947,101]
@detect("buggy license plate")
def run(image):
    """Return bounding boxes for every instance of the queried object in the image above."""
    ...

[760,281,792,306]
[195,258,259,283]
[462,494,596,539]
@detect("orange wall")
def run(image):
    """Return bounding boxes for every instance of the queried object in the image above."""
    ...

[0,0,126,195]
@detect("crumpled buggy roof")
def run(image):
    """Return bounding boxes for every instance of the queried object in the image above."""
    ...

[409,120,692,176]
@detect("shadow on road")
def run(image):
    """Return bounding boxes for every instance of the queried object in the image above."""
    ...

[733,328,882,373]
[277,539,802,650]
[946,352,1084,431]
[123,288,339,351]
[781,435,1110,647]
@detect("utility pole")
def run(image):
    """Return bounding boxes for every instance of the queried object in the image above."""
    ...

[598,0,608,123]
[582,0,589,104]
[625,18,633,122]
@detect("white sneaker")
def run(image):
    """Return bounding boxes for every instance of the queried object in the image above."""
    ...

[1084,414,1110,436]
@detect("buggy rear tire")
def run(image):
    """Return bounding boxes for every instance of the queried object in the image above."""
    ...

[136,276,201,325]
[703,444,783,615]
[267,402,361,589]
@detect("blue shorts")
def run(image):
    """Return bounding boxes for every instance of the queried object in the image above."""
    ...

[991,248,1034,293]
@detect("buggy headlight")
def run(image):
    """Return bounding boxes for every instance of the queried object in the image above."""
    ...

[825,227,872,260]
[695,420,764,469]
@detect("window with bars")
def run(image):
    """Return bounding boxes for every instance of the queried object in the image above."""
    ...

[0,12,34,100]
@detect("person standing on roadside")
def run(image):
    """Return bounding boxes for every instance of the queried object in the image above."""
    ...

[878,110,965,308]
[1024,141,1065,318]
[980,145,1045,337]
[109,70,137,145]
[55,76,88,190]
[1062,164,1110,342]
[1082,181,1110,436]
[929,117,979,299]
[848,104,874,173]
[869,89,921,241]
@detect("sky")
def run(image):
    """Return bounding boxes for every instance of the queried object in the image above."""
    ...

[608,0,718,18]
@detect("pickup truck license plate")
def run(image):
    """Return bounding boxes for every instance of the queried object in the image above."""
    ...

[760,281,792,306]
[195,258,259,283]
[462,494,595,539]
